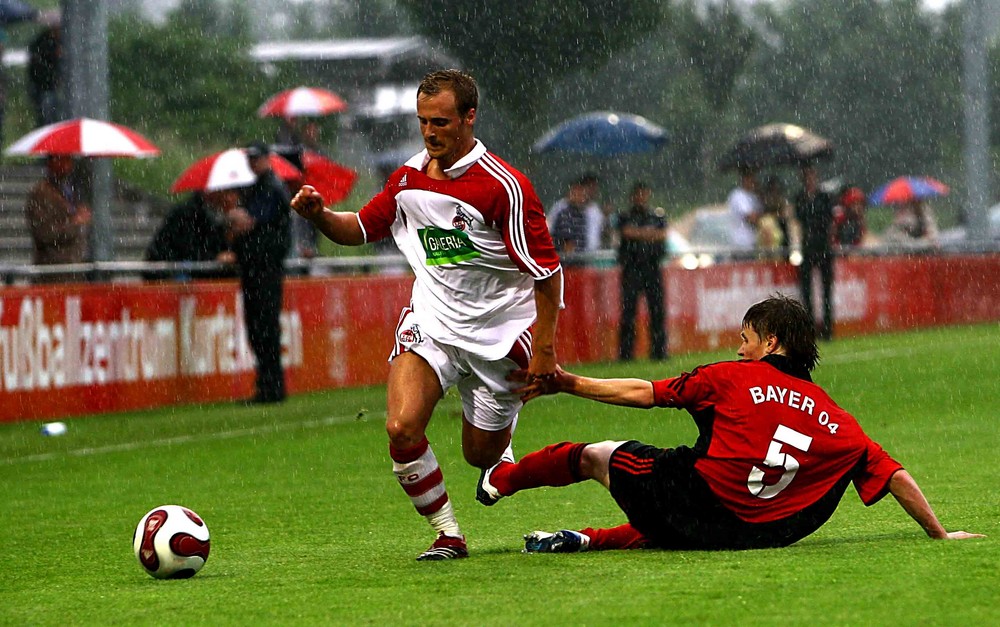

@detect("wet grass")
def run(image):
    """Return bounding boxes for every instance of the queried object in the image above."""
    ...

[1,323,997,625]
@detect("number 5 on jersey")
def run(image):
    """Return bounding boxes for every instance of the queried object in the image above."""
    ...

[748,425,813,499]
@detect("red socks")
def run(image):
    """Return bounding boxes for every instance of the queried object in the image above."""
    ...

[490,441,588,496]
[580,524,649,550]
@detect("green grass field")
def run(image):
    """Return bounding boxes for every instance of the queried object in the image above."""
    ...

[2,323,998,625]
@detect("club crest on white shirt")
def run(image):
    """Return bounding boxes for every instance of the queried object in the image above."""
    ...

[452,206,474,231]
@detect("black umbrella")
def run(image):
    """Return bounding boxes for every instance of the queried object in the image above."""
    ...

[717,123,833,171]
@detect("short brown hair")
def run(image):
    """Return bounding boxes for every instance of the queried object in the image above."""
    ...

[418,69,479,117]
[742,294,819,371]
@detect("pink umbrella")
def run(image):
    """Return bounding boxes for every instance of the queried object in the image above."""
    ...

[170,149,301,193]
[257,87,348,118]
[5,117,160,158]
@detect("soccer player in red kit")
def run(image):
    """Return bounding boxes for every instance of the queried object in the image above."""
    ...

[478,295,983,552]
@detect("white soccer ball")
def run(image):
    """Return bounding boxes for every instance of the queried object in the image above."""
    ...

[132,505,211,579]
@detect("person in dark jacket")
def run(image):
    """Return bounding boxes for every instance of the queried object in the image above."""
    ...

[230,141,291,404]
[616,181,668,361]
[25,154,90,283]
[27,23,62,126]
[144,191,237,280]
[793,163,835,340]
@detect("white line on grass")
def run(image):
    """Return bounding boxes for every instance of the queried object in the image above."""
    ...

[2,413,364,466]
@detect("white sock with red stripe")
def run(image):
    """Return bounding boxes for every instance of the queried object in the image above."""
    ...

[390,437,461,538]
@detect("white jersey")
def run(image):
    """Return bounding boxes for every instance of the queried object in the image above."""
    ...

[546,198,604,251]
[727,186,761,250]
[357,140,561,361]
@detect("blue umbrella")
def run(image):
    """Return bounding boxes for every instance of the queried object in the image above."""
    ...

[532,111,668,157]
[0,0,38,25]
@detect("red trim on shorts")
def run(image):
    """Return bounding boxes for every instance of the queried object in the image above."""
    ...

[506,328,532,370]
[390,305,415,359]
[611,452,655,476]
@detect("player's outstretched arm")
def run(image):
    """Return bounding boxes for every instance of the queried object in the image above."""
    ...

[559,371,655,408]
[290,185,365,246]
[888,470,985,540]
[514,366,654,407]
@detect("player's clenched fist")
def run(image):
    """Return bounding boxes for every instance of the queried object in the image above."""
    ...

[291,185,326,220]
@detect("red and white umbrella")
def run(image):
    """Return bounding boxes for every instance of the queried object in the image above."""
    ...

[257,87,348,118]
[5,117,160,158]
[301,150,357,205]
[170,149,301,193]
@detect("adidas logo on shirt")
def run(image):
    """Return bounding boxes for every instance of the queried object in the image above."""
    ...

[399,173,408,187]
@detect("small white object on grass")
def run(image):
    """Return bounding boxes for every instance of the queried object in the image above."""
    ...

[40,421,67,436]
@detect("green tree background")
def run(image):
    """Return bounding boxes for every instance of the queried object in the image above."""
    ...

[4,0,986,229]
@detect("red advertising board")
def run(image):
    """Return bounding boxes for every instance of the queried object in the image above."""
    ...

[2,253,998,422]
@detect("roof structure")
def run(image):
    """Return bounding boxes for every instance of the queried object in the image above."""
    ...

[250,37,458,118]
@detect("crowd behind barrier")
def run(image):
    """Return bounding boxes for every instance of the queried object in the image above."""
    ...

[1,244,998,423]
[2,237,998,285]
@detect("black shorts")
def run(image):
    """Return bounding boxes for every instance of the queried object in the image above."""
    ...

[608,441,846,550]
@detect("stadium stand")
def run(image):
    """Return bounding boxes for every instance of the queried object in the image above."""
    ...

[0,161,169,264]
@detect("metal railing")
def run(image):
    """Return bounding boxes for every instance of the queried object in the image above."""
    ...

[2,239,997,285]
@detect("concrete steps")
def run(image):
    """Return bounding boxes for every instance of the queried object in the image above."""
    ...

[0,162,169,264]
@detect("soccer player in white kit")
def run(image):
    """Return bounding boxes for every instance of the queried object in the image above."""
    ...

[291,70,563,560]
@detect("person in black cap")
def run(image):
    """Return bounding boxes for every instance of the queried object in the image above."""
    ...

[230,141,292,403]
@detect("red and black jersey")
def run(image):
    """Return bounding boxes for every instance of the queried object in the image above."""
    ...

[651,355,902,524]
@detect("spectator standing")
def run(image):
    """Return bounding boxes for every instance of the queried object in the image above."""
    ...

[230,142,292,404]
[579,172,614,249]
[27,22,62,126]
[143,191,237,281]
[833,187,868,249]
[794,163,835,340]
[25,154,90,282]
[883,200,938,244]
[616,181,668,361]
[758,175,793,256]
[727,167,760,250]
[547,176,603,254]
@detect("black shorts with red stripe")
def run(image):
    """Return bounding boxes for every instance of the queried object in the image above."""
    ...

[608,441,849,550]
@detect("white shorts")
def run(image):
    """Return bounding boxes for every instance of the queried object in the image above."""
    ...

[391,306,531,432]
